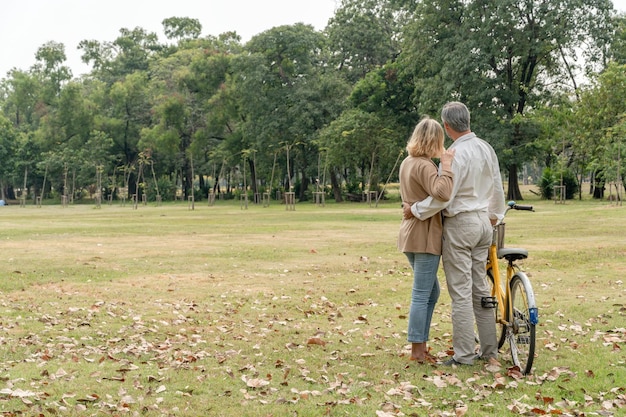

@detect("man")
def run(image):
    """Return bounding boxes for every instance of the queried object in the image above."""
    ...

[402,101,506,365]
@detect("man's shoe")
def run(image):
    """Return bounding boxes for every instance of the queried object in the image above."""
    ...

[442,357,467,366]
[475,354,497,362]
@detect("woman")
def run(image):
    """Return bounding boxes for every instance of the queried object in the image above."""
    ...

[397,116,455,363]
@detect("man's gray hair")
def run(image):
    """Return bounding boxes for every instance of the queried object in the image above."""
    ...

[441,101,470,132]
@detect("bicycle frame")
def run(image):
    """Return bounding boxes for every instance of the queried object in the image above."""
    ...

[486,233,508,324]
[483,201,539,374]
[486,213,539,328]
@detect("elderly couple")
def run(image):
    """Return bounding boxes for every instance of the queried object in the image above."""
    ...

[397,101,506,366]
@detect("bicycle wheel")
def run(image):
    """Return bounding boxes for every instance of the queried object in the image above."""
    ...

[486,269,507,349]
[505,272,538,374]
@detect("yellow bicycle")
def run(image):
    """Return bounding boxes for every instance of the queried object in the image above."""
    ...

[483,201,537,374]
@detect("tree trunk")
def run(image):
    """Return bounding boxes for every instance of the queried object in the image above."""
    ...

[506,164,523,201]
[183,157,193,199]
[593,186,605,199]
[248,157,258,196]
[593,169,605,199]
[198,175,206,194]
[214,175,221,194]
[330,168,343,202]
[298,171,310,201]
[7,185,16,200]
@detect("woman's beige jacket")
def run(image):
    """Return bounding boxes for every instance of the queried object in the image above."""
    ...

[397,156,453,255]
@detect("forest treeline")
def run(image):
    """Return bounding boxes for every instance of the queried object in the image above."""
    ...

[1,0,626,205]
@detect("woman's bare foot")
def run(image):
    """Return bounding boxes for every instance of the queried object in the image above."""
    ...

[409,342,427,362]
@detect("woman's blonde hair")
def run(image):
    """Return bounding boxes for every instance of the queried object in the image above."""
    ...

[406,116,444,158]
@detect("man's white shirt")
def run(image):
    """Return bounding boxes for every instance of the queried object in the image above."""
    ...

[411,132,506,221]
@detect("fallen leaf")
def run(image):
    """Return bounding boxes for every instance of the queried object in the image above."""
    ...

[241,375,270,388]
[456,404,468,416]
[307,337,326,347]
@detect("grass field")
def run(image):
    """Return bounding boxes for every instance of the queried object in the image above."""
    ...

[0,190,624,416]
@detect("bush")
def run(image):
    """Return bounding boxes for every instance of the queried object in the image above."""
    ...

[539,168,555,199]
[538,168,578,200]
[561,170,579,199]
[147,177,176,201]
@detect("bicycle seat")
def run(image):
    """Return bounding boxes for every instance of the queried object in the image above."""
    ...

[497,248,528,261]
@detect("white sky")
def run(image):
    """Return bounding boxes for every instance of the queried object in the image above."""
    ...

[1,0,625,79]
[0,0,338,78]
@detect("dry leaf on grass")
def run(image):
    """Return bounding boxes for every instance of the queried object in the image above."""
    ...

[307,337,326,346]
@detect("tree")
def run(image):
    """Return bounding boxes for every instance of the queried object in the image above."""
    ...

[318,108,405,201]
[33,41,72,103]
[4,5,625,207]
[101,72,152,197]
[232,24,338,200]
[532,95,584,199]
[162,17,202,42]
[573,62,626,198]
[400,0,615,200]
[0,114,16,200]
[1,50,73,200]
[0,70,42,129]
[185,37,240,196]
[140,36,235,199]
[326,0,405,83]
[610,14,626,64]
[79,27,161,80]
[350,62,417,133]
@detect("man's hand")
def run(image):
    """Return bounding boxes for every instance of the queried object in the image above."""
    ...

[402,202,415,219]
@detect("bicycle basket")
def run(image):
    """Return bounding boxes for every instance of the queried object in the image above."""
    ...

[496,223,505,250]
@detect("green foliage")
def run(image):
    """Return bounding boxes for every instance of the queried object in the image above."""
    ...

[1,70,43,128]
[145,175,176,201]
[562,170,580,199]
[539,168,579,200]
[33,41,72,99]
[609,13,626,64]
[539,167,555,199]
[0,114,16,196]
[318,108,405,199]
[400,0,615,200]
[162,17,202,41]
[0,1,624,208]
[350,62,417,131]
[326,0,405,83]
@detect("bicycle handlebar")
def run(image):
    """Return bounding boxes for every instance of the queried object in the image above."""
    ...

[509,203,534,212]
[496,201,534,226]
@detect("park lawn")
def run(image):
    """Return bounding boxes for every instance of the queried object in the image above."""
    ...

[0,195,624,416]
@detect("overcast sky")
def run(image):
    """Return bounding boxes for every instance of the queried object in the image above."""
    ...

[1,0,625,79]
[0,0,338,78]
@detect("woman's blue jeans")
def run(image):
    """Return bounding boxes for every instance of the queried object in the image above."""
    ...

[404,252,441,343]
